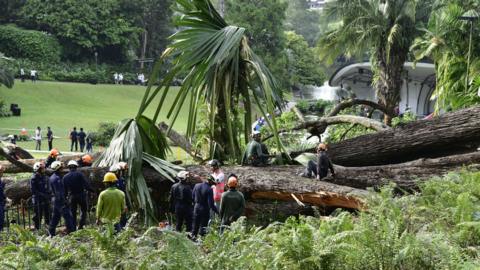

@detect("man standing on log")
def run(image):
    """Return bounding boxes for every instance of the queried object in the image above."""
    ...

[169,171,193,232]
[302,143,335,180]
[191,175,218,238]
[48,161,75,236]
[63,160,94,230]
[242,131,271,166]
[219,174,245,231]
[31,162,51,230]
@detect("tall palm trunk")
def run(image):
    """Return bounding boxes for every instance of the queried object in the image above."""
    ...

[375,46,408,125]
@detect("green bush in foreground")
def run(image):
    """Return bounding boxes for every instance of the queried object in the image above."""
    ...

[1,171,480,269]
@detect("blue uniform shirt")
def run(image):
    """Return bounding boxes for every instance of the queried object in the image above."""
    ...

[0,179,5,205]
[192,182,218,213]
[49,172,66,205]
[30,173,50,200]
[63,170,93,196]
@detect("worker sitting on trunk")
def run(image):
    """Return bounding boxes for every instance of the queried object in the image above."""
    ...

[242,131,272,166]
[302,143,335,180]
[77,154,93,167]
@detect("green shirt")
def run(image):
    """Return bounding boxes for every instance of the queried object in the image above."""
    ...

[219,189,245,225]
[96,187,126,223]
[242,140,269,165]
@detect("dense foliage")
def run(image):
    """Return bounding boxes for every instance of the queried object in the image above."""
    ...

[225,0,289,89]
[2,171,480,269]
[285,0,322,46]
[285,31,325,88]
[412,1,480,112]
[0,24,61,63]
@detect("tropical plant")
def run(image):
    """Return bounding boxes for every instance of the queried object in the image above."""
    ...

[0,52,14,88]
[319,0,434,125]
[411,2,480,112]
[138,0,286,162]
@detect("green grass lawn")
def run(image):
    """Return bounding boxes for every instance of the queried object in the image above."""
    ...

[0,80,191,159]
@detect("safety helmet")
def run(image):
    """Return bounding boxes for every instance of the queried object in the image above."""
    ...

[109,164,120,173]
[103,172,118,183]
[82,154,93,165]
[252,130,261,137]
[50,148,59,157]
[317,143,327,151]
[33,162,44,172]
[50,161,63,171]
[207,159,220,168]
[227,176,238,188]
[118,162,128,170]
[176,170,189,180]
[67,160,78,167]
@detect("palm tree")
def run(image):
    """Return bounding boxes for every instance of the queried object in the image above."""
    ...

[319,0,433,125]
[96,0,286,224]
[136,0,285,162]
[411,2,480,111]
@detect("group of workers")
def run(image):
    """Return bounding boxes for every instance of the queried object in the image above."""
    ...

[169,159,246,239]
[0,147,128,236]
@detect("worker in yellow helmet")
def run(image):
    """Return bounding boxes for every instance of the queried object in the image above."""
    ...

[96,172,126,232]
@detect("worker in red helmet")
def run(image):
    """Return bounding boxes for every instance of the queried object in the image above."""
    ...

[45,148,60,168]
[301,143,335,180]
[77,154,93,167]
[219,174,245,231]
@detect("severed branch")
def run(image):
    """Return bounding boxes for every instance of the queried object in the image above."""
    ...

[0,146,33,172]
[327,98,390,117]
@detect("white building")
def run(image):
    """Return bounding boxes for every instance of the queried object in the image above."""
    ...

[328,62,436,116]
[309,0,327,10]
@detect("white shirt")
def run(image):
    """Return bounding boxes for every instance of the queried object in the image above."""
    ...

[119,74,123,80]
[20,69,25,75]
[34,129,41,140]
[114,73,118,80]
[31,70,37,76]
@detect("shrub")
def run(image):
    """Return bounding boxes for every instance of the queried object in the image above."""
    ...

[0,24,61,63]
[89,122,116,147]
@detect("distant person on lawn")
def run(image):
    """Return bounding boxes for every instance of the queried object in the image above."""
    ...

[113,73,119,84]
[118,73,124,84]
[34,126,42,150]
[47,127,54,150]
[70,127,78,152]
[30,69,37,82]
[20,68,25,82]
[86,135,93,153]
[78,128,86,152]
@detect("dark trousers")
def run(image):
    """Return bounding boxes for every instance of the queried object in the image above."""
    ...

[192,205,210,237]
[79,140,85,152]
[49,203,75,236]
[175,204,193,232]
[86,143,93,153]
[33,198,50,230]
[305,160,327,179]
[0,204,4,231]
[35,140,41,150]
[48,140,53,151]
[70,194,88,230]
[70,139,78,152]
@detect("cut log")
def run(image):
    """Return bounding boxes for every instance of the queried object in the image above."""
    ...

[292,106,480,166]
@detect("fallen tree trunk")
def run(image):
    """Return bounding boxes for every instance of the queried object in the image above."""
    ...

[0,153,101,174]
[5,151,480,209]
[292,106,480,166]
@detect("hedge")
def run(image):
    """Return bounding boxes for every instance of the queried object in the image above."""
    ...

[0,24,61,63]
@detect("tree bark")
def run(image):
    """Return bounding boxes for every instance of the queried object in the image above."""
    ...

[5,151,480,210]
[292,106,480,166]
[158,122,203,162]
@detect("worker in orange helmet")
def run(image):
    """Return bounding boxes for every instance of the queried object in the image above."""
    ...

[77,154,93,167]
[45,148,60,168]
[219,174,245,232]
[301,143,335,180]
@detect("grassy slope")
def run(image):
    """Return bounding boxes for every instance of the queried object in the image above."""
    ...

[0,80,189,157]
